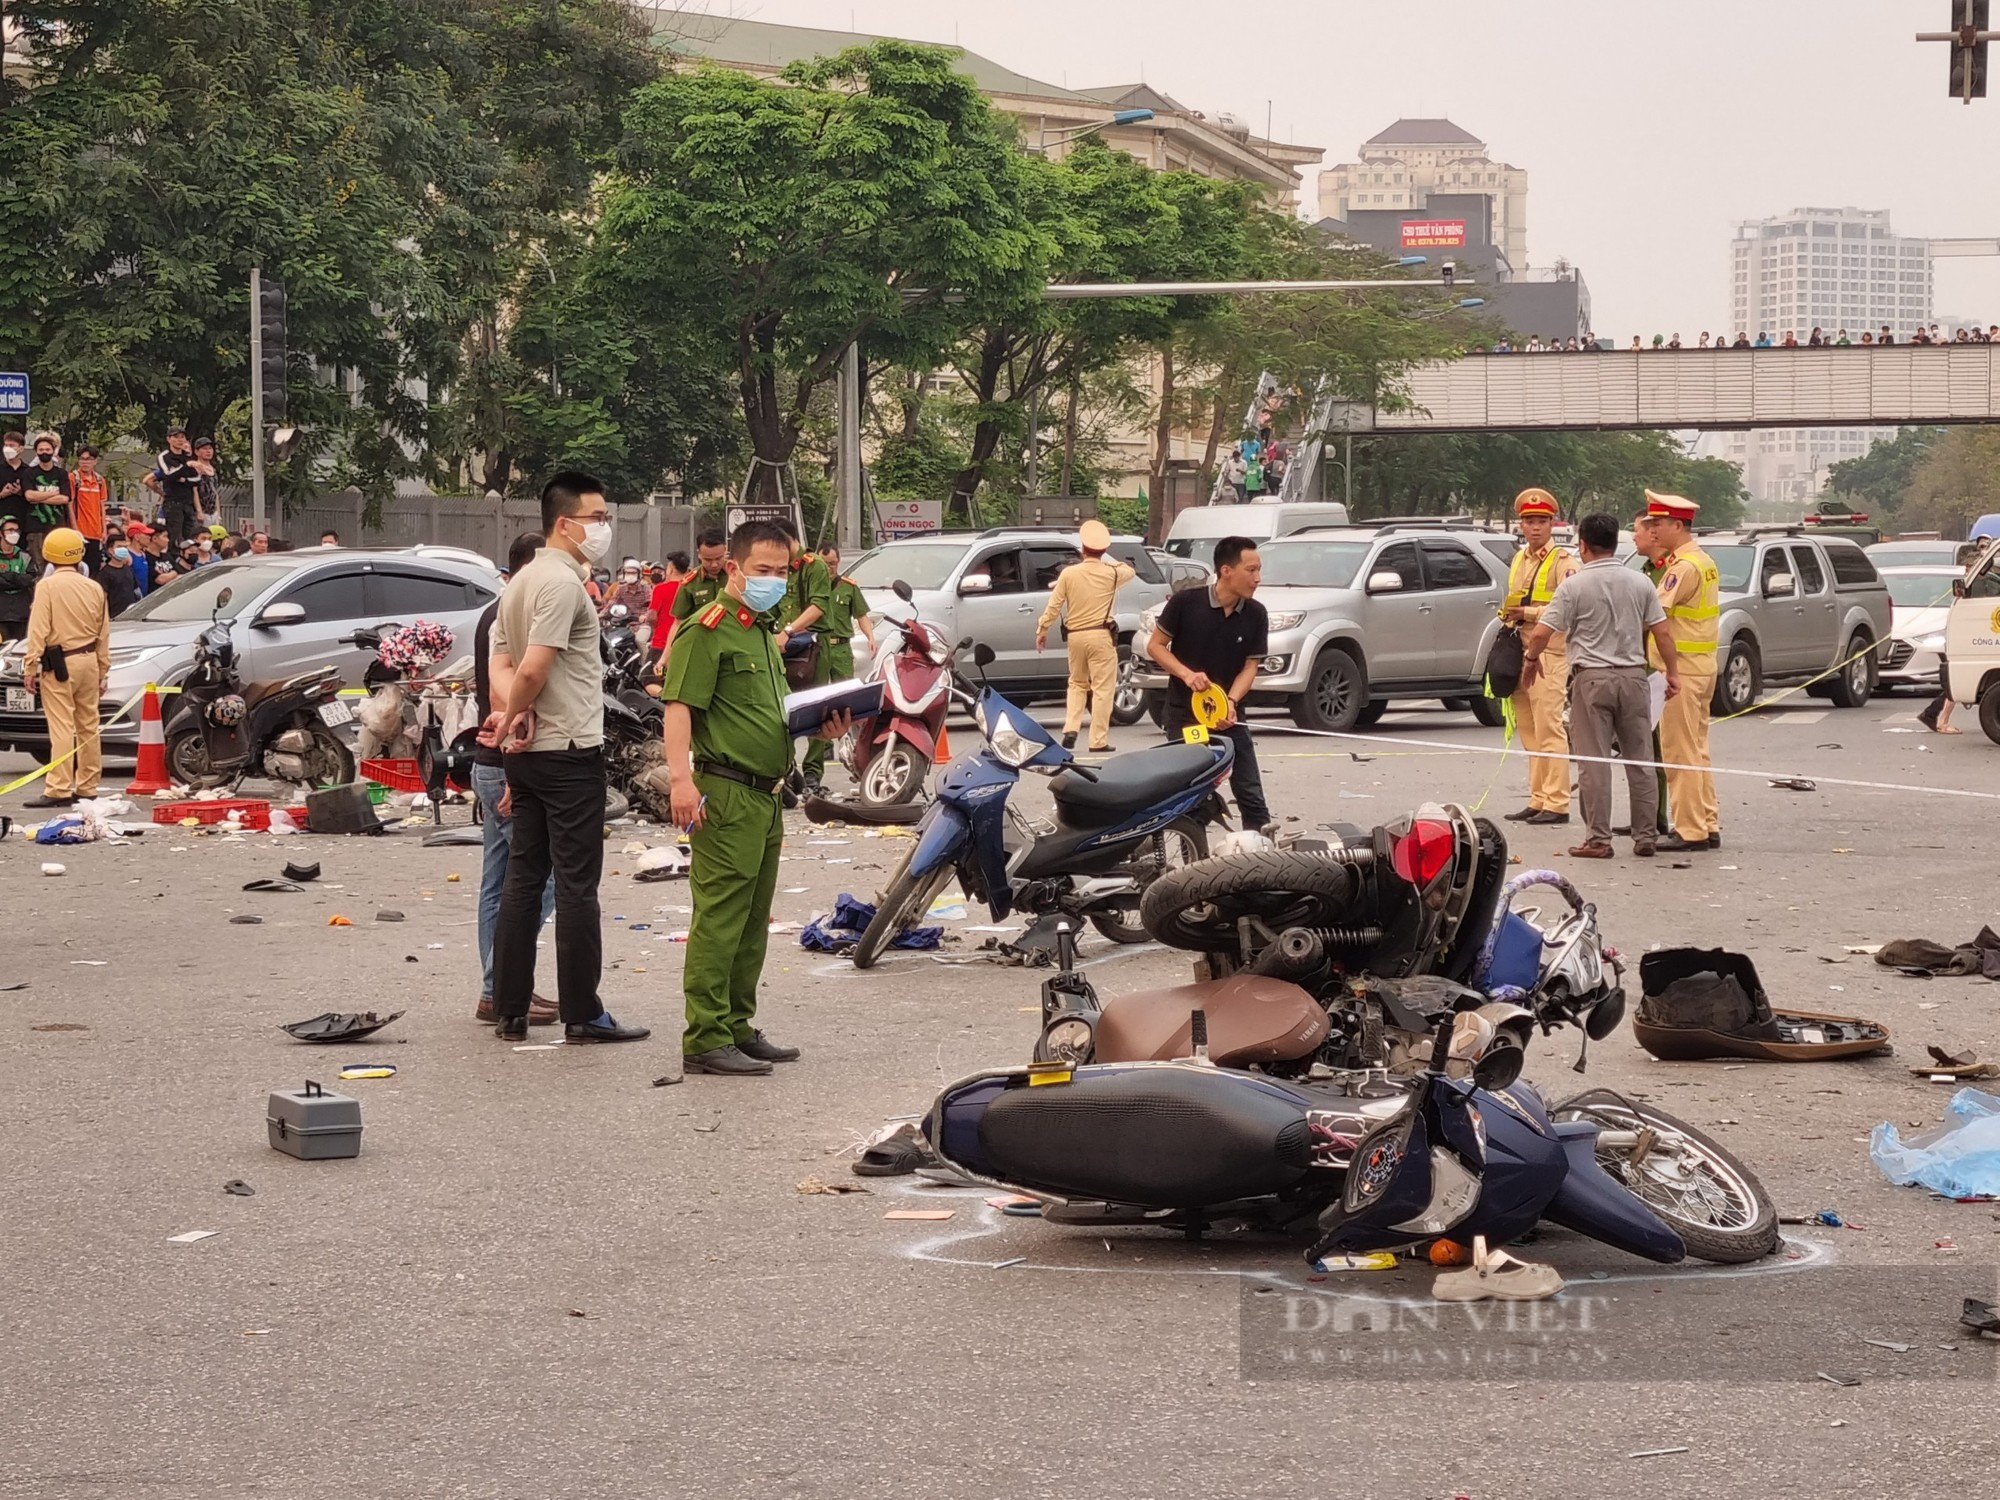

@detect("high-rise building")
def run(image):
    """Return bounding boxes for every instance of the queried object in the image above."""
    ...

[1724,207,1932,506]
[1317,120,1528,269]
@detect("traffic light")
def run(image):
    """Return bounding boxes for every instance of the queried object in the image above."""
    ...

[1940,1,1990,100]
[258,280,287,423]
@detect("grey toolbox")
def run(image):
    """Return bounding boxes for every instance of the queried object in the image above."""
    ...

[267,1080,363,1159]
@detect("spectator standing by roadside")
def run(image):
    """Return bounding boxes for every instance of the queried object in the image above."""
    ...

[1521,513,1680,860]
[21,528,112,809]
[135,525,173,591]
[23,434,72,556]
[1147,536,1272,833]
[0,432,27,535]
[249,531,270,555]
[190,437,220,522]
[1218,448,1247,504]
[645,550,690,657]
[319,529,340,547]
[472,531,558,1027]
[69,447,109,571]
[98,538,141,616]
[480,471,647,1045]
[0,521,32,640]
[604,558,651,618]
[143,429,204,544]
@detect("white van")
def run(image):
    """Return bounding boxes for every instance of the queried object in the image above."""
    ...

[1162,500,1351,561]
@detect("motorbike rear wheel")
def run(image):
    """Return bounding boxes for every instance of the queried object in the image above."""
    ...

[859,740,925,807]
[296,722,357,788]
[1552,1089,1779,1264]
[1087,816,1208,944]
[1139,849,1359,955]
[852,846,954,970]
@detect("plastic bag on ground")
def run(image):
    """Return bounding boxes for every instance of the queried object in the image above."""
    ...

[800,893,941,953]
[1870,1087,2000,1197]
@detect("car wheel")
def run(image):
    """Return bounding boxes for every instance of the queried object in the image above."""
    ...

[1826,633,1875,708]
[1355,700,1388,728]
[1712,636,1761,717]
[1111,641,1146,726]
[1289,648,1365,733]
[1468,694,1506,728]
[1979,682,2000,745]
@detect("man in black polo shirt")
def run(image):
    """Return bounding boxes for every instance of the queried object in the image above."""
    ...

[1147,534,1271,831]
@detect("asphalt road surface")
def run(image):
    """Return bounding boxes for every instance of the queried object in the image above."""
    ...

[5,690,1999,1499]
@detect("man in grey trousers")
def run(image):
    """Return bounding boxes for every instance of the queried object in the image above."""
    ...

[1520,512,1682,860]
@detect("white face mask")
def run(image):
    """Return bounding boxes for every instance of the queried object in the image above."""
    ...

[2,446,17,462]
[568,517,614,565]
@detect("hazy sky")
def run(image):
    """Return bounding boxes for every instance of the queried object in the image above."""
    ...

[680,0,2000,336]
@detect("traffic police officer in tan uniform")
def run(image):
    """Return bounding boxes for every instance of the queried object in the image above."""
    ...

[1646,492,1722,852]
[1035,520,1134,751]
[1500,488,1576,825]
[21,527,110,807]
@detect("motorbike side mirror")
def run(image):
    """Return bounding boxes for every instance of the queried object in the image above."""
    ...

[251,602,306,629]
[211,586,233,620]
[1365,570,1404,594]
[607,603,629,622]
[893,580,914,603]
[956,636,974,652]
[973,643,997,668]
[1472,1045,1525,1091]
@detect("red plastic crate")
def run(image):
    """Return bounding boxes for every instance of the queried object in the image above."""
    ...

[360,757,426,792]
[151,798,276,829]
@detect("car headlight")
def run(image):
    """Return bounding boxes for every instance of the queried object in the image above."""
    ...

[1265,612,1306,632]
[987,713,1041,768]
[1915,633,1947,652]
[106,645,169,671]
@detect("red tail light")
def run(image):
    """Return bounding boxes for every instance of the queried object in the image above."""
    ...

[1389,818,1455,887]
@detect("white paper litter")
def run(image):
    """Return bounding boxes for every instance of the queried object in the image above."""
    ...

[167,1230,219,1244]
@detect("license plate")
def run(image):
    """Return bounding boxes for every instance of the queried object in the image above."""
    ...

[317,699,354,727]
[5,687,33,712]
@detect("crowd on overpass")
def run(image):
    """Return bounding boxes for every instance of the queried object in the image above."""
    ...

[1475,323,2000,355]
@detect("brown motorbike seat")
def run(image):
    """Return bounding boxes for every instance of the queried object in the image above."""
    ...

[242,679,296,710]
[1094,975,1328,1067]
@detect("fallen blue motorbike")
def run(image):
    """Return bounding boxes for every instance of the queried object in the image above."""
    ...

[923,1005,1777,1264]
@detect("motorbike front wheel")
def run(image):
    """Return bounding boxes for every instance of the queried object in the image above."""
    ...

[1087,816,1209,944]
[853,844,954,971]
[166,729,227,790]
[859,740,925,806]
[1552,1089,1779,1264]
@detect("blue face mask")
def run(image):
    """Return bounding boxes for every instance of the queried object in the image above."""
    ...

[740,574,787,614]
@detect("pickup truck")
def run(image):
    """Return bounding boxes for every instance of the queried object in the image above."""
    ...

[1663,529,1893,715]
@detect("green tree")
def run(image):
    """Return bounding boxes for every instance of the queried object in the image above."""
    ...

[590,43,1046,507]
[1824,427,1942,520]
[0,0,655,507]
[1901,429,2000,536]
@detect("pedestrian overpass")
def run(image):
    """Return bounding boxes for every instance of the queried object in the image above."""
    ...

[1361,344,2000,433]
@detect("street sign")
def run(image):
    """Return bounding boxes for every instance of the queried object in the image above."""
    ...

[1400,219,1467,249]
[726,501,795,536]
[873,499,942,538]
[0,373,28,416]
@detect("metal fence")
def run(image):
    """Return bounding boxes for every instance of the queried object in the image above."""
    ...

[210,491,701,568]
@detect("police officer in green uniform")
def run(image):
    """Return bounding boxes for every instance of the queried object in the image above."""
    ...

[659,528,729,665]
[661,520,851,1077]
[801,544,876,793]
[772,520,834,796]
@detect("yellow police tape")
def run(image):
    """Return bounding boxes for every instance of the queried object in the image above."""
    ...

[0,681,179,799]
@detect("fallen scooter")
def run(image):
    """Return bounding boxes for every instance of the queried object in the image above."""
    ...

[922,1003,1777,1264]
[850,645,1233,969]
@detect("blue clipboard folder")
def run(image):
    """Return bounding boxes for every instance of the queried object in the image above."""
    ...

[783,679,883,738]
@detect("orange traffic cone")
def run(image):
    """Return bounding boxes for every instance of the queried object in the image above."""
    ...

[932,724,951,763]
[125,684,171,795]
